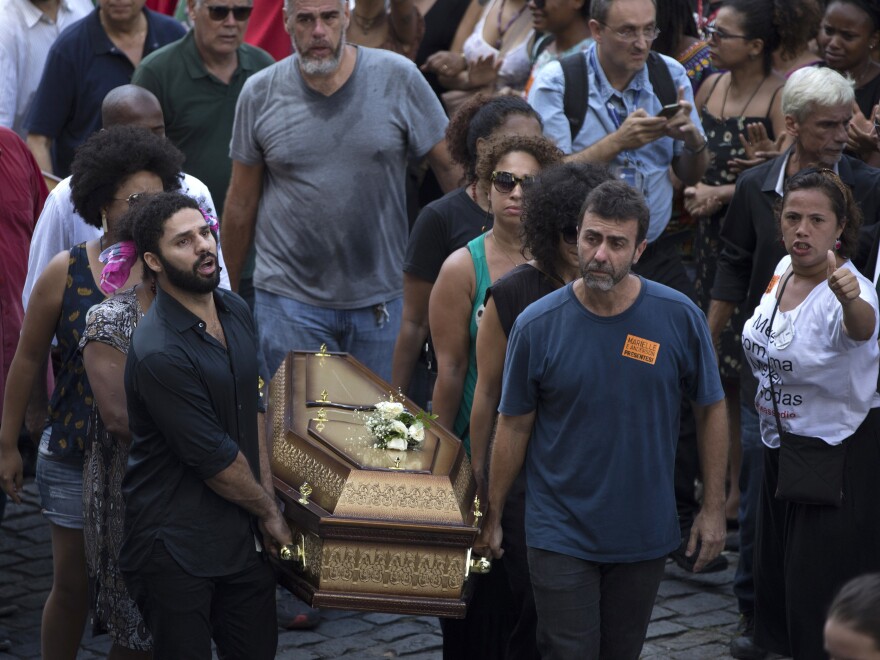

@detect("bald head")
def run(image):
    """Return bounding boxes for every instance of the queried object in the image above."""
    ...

[101,85,166,137]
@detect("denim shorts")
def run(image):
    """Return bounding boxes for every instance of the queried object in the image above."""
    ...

[35,428,84,529]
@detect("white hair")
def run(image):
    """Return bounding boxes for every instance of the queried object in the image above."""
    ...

[782,68,856,122]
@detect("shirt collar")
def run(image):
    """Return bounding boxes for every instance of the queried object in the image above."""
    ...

[771,147,842,196]
[16,0,46,28]
[182,29,257,81]
[155,285,231,333]
[89,7,161,56]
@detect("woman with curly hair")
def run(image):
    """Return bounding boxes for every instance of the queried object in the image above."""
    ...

[391,94,542,406]
[468,162,612,660]
[0,125,183,659]
[429,133,560,659]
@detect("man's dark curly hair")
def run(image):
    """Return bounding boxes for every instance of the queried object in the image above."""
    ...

[70,125,184,229]
[446,94,542,183]
[523,163,613,281]
[124,192,202,273]
[474,134,563,188]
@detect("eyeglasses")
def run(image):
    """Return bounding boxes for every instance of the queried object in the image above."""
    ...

[704,23,749,41]
[561,225,579,245]
[112,192,148,206]
[491,171,536,194]
[598,22,660,43]
[205,5,253,21]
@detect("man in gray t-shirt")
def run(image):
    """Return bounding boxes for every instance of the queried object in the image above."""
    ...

[224,0,457,380]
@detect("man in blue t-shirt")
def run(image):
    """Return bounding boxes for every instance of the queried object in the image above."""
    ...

[476,180,727,659]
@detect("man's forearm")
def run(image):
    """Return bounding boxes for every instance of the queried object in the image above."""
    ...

[706,299,737,345]
[206,451,280,521]
[220,198,257,291]
[672,141,710,186]
[485,413,534,523]
[26,134,54,174]
[257,413,274,496]
[693,399,728,511]
[567,132,623,164]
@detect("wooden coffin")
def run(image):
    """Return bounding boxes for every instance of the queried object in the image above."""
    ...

[268,349,486,618]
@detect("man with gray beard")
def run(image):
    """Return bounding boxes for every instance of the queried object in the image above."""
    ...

[223,0,459,381]
[476,180,728,659]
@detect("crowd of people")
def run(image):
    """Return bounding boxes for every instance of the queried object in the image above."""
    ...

[2,0,880,658]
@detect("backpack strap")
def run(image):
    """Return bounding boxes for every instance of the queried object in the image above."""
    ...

[560,52,588,141]
[646,51,677,107]
[560,51,678,143]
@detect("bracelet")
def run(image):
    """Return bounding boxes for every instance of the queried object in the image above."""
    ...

[684,136,708,154]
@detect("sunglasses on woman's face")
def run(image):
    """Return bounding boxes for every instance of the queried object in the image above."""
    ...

[561,225,579,245]
[205,5,253,21]
[491,171,536,195]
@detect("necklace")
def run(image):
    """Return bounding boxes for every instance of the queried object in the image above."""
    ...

[720,72,767,119]
[351,7,384,34]
[852,58,874,88]
[491,231,525,268]
[494,0,527,49]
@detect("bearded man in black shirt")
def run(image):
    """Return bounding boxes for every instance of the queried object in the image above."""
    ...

[121,191,291,659]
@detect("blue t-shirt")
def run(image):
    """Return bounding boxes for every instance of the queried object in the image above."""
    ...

[25,8,185,176]
[499,278,724,562]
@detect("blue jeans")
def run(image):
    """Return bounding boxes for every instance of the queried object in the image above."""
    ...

[734,398,764,614]
[255,289,402,382]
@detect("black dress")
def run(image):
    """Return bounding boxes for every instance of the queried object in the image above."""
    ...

[695,77,780,381]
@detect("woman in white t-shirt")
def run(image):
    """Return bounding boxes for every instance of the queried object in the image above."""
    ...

[741,168,880,660]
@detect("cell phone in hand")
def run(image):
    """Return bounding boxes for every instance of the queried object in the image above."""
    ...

[656,104,681,119]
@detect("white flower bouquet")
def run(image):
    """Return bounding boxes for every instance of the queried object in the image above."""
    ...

[363,400,436,451]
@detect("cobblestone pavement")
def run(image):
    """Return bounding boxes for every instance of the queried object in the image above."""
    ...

[0,480,758,659]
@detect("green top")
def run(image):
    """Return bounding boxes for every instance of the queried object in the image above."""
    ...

[453,233,490,456]
[132,31,274,277]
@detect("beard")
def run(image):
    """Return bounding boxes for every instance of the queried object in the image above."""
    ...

[158,251,220,294]
[580,258,631,292]
[296,28,346,76]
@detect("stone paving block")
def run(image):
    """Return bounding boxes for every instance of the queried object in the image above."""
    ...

[313,615,374,639]
[276,630,327,649]
[371,621,433,643]
[656,578,701,598]
[82,636,113,654]
[16,559,53,578]
[0,555,23,570]
[362,612,409,625]
[13,544,52,560]
[654,630,724,651]
[12,592,45,611]
[393,633,442,655]
[685,608,740,628]
[316,608,359,621]
[304,635,372,658]
[412,616,441,628]
[649,605,675,621]
[0,516,45,533]
[645,619,688,640]
[668,642,730,658]
[5,639,39,659]
[663,592,730,616]
[16,527,50,544]
[276,649,319,660]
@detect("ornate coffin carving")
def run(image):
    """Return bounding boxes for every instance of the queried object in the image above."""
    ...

[269,349,485,617]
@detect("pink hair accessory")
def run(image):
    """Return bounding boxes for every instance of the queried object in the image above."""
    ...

[200,208,219,236]
[98,240,138,294]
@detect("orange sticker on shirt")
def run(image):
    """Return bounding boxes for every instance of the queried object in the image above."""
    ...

[765,274,780,294]
[622,334,660,365]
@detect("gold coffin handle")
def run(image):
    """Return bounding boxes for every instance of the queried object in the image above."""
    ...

[469,555,492,574]
[278,532,307,572]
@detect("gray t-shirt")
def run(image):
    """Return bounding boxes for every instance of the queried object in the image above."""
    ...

[230,47,448,308]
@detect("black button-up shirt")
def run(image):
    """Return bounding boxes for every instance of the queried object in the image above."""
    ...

[121,287,267,577]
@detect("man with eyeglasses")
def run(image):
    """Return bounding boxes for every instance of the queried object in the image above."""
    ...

[529,0,716,576]
[223,0,459,382]
[132,0,274,307]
